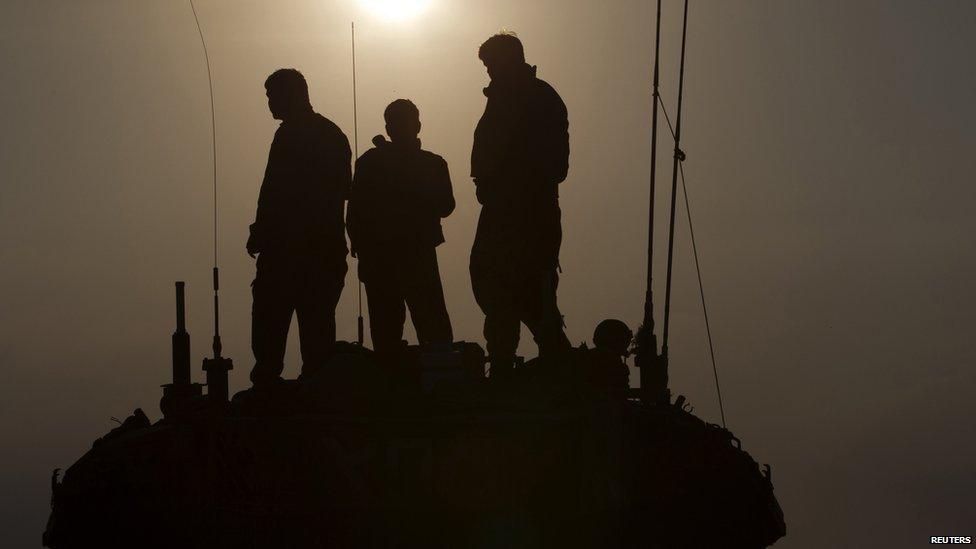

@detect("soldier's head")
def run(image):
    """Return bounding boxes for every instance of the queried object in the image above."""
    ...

[264,68,311,121]
[478,32,525,82]
[593,319,633,357]
[384,99,421,143]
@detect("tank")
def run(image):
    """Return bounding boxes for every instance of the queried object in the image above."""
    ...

[42,312,785,548]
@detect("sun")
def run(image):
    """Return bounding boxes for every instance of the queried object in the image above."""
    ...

[359,0,433,21]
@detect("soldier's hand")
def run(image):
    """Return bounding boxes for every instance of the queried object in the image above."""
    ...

[246,225,260,258]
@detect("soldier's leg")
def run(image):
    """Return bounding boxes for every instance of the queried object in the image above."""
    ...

[295,258,346,378]
[404,248,453,346]
[364,273,407,355]
[519,268,571,361]
[520,202,570,361]
[472,262,520,376]
[250,259,295,385]
[471,207,521,376]
[484,313,520,377]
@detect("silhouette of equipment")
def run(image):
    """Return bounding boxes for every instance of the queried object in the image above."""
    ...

[202,353,232,404]
[160,281,232,418]
[172,281,190,385]
[203,268,233,404]
[160,282,203,419]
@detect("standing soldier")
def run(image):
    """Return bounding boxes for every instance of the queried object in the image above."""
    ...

[246,68,352,386]
[470,33,572,378]
[347,99,455,357]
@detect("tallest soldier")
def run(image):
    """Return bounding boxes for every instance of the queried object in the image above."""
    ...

[470,33,572,378]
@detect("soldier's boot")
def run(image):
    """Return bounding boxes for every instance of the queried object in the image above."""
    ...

[250,363,284,389]
[489,356,515,381]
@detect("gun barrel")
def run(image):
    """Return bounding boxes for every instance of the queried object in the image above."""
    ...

[176,281,187,332]
[172,281,191,386]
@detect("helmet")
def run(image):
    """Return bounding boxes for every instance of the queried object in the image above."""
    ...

[593,319,633,356]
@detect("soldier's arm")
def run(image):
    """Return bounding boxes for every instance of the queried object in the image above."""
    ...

[434,157,456,218]
[309,125,352,251]
[311,123,352,200]
[336,132,353,200]
[535,88,569,185]
[345,155,364,257]
[249,130,284,255]
[470,110,498,205]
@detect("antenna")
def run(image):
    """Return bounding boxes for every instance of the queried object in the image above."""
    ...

[635,0,668,406]
[649,5,728,427]
[661,0,690,360]
[646,0,662,332]
[190,0,232,403]
[352,21,365,347]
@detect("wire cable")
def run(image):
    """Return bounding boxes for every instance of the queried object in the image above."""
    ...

[657,95,728,429]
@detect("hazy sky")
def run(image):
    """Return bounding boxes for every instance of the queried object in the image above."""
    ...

[1,1,974,547]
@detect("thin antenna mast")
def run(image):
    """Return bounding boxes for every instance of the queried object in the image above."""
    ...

[189,0,220,354]
[352,22,365,347]
[636,0,667,406]
[646,0,662,329]
[190,0,232,402]
[662,0,690,359]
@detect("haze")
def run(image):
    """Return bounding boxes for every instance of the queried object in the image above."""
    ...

[1,1,974,547]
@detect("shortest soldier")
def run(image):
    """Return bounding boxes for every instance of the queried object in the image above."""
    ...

[346,99,455,357]
[588,319,632,397]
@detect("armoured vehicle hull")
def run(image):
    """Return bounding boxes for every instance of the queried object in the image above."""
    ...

[43,348,784,548]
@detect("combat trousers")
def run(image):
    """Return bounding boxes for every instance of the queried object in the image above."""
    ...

[470,201,570,364]
[250,252,347,384]
[361,247,453,355]
[471,264,570,364]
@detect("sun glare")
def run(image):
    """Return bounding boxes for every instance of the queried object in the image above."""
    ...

[359,0,433,21]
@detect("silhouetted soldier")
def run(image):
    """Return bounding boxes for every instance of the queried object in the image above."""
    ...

[470,33,571,377]
[246,68,352,386]
[347,99,455,356]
